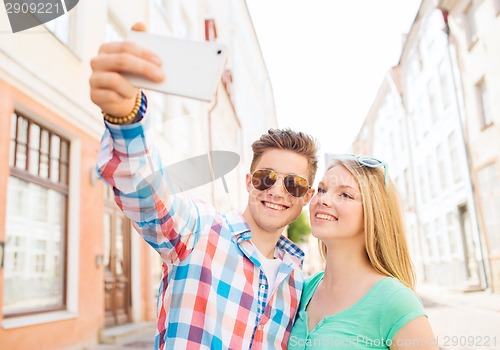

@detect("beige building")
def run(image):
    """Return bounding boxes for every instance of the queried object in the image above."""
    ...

[438,0,500,293]
[350,68,426,283]
[0,0,276,348]
[352,0,500,293]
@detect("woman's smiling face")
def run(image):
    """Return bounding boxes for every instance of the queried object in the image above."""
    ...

[309,165,364,242]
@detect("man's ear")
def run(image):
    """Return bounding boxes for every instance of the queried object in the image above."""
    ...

[301,187,315,206]
[245,173,252,193]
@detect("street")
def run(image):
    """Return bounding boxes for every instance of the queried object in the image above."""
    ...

[91,285,500,350]
[421,291,500,350]
[423,298,500,350]
[418,282,500,350]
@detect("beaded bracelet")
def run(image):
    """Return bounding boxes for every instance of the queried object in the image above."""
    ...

[102,90,142,124]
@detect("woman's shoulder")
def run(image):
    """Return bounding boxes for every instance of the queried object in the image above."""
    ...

[374,277,425,320]
[376,278,427,340]
[377,276,406,287]
[376,277,420,299]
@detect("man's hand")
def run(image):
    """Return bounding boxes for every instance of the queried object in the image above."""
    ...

[89,23,165,117]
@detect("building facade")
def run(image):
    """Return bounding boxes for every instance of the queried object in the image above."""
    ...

[438,0,500,293]
[0,0,276,348]
[353,0,497,292]
[350,68,426,282]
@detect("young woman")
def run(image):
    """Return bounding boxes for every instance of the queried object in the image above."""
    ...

[289,155,439,350]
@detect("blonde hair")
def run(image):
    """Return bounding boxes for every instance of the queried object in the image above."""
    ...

[319,158,416,290]
[250,128,319,184]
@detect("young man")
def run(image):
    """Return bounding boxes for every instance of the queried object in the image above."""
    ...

[91,24,318,350]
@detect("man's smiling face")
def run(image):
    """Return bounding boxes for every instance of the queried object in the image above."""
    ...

[243,148,314,237]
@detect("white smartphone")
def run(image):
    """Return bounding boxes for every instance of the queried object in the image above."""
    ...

[123,31,228,102]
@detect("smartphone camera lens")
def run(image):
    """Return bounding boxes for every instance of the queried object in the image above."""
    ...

[217,50,222,55]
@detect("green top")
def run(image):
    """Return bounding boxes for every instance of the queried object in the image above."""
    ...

[288,271,426,349]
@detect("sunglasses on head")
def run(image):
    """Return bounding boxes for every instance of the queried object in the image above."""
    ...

[335,154,388,186]
[251,168,311,198]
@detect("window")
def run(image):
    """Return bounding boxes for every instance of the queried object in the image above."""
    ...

[416,43,424,71]
[447,212,459,255]
[429,92,439,124]
[436,218,448,258]
[154,0,166,8]
[408,55,420,86]
[476,79,494,128]
[398,119,405,150]
[419,166,429,204]
[448,131,462,183]
[438,60,452,108]
[419,94,432,137]
[425,224,435,260]
[464,3,478,47]
[105,15,125,42]
[477,163,500,256]
[437,144,447,189]
[44,9,73,46]
[407,224,418,259]
[427,156,437,198]
[153,0,173,22]
[404,168,414,207]
[3,112,69,316]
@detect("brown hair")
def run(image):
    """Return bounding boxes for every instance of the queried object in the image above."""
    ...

[250,128,319,183]
[319,158,416,290]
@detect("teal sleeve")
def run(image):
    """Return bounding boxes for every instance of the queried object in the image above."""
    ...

[380,287,427,341]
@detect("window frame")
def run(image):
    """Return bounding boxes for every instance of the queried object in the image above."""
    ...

[4,111,70,318]
[464,2,479,49]
[43,2,77,52]
[476,78,494,130]
[476,162,500,257]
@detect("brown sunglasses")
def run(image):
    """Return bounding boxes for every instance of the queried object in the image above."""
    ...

[251,169,310,198]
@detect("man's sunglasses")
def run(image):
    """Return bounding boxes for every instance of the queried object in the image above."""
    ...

[336,154,388,186]
[251,169,311,198]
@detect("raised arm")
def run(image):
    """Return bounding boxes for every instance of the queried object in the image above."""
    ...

[89,23,164,120]
[91,24,217,265]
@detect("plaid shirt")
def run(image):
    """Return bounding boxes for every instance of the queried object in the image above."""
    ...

[96,99,305,350]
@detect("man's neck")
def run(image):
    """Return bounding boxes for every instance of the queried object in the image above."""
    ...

[242,208,283,259]
[250,234,280,259]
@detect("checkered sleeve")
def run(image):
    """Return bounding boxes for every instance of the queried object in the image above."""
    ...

[96,96,217,264]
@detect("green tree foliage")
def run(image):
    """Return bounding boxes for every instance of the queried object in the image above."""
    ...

[287,210,311,243]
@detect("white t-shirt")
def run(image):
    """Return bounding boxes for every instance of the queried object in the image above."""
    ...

[255,247,282,301]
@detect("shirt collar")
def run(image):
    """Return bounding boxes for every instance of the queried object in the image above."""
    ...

[224,210,305,267]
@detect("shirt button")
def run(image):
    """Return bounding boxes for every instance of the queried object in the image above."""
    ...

[260,284,266,291]
[257,324,263,331]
